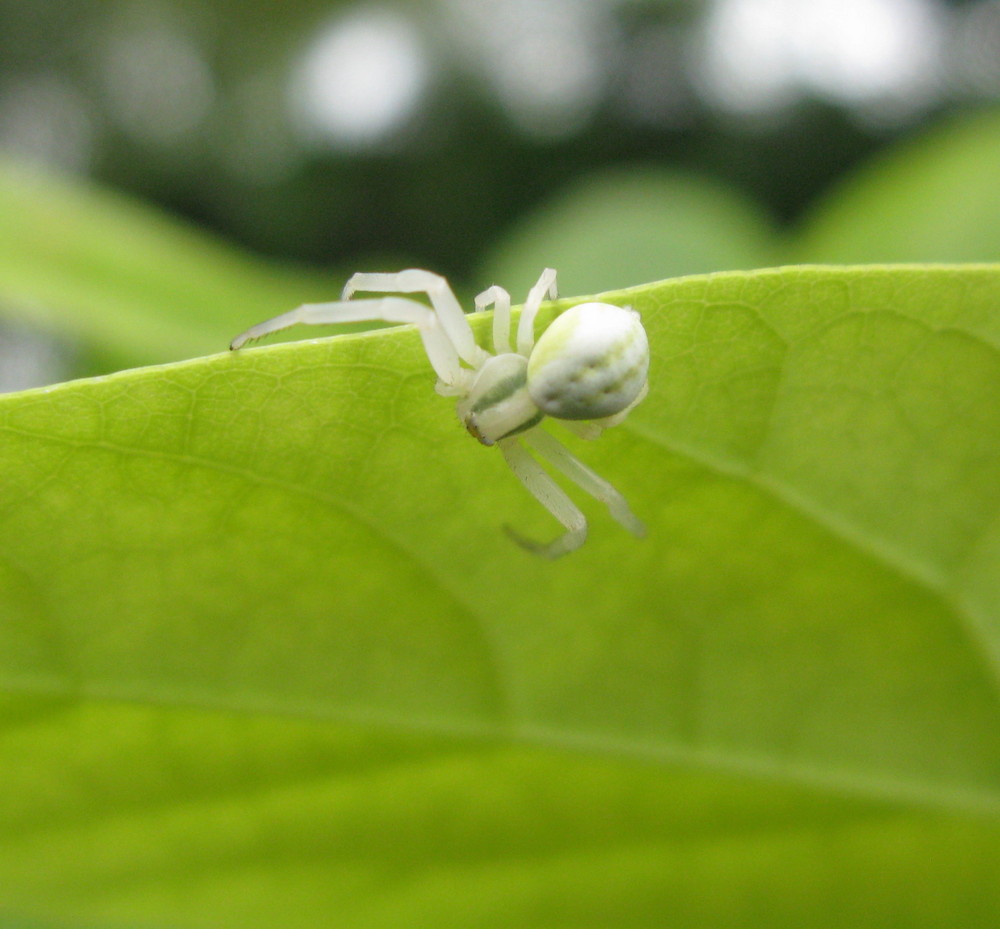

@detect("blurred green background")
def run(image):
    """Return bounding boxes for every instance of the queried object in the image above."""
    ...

[2,0,999,387]
[3,4,1000,928]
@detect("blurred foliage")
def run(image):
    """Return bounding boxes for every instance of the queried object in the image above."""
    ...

[3,106,999,379]
[0,161,341,368]
[482,167,778,296]
[0,0,960,279]
[795,108,1000,263]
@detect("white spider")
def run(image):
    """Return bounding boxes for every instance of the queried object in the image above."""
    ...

[230,268,649,558]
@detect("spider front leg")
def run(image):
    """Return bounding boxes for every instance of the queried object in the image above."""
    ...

[516,268,559,356]
[229,296,462,386]
[342,269,488,368]
[474,285,513,354]
[523,428,645,537]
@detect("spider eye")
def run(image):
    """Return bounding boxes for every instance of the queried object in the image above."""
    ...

[527,303,649,420]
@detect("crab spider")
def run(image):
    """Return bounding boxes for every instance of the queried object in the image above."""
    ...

[230,268,649,558]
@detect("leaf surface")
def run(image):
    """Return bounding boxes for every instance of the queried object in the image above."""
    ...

[2,265,1000,927]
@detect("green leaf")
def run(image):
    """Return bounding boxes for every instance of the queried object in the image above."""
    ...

[794,109,1000,263]
[482,168,778,297]
[0,161,340,368]
[3,264,1000,928]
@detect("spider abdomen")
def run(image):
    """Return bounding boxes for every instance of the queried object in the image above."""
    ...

[527,302,649,420]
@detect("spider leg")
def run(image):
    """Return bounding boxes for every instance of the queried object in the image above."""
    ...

[558,381,650,441]
[229,297,462,385]
[516,268,558,356]
[557,421,604,441]
[474,285,513,355]
[592,380,649,428]
[498,436,587,559]
[523,428,645,537]
[342,269,488,368]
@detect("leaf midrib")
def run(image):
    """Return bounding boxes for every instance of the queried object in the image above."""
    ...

[3,674,1000,822]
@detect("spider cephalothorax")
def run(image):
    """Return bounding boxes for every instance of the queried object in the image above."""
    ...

[231,268,649,558]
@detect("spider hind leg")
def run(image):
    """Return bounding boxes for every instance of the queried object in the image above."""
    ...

[498,426,644,559]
